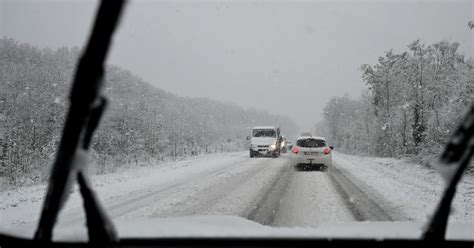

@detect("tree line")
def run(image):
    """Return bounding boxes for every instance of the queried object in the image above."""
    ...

[0,38,298,186]
[318,40,473,164]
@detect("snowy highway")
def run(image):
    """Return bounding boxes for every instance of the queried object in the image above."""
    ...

[59,153,391,228]
[1,151,473,238]
[59,153,359,230]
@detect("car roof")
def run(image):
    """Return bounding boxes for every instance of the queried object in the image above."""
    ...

[252,126,276,130]
[297,136,326,141]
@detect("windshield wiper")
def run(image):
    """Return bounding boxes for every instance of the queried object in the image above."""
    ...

[34,0,127,244]
[422,104,473,241]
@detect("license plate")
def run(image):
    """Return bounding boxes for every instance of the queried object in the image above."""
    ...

[304,151,320,155]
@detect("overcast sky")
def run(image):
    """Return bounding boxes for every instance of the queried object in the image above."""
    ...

[1,0,473,131]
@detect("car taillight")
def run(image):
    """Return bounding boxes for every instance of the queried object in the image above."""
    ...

[293,147,299,154]
[323,147,331,155]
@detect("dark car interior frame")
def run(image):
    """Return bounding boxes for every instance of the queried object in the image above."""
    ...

[0,0,473,247]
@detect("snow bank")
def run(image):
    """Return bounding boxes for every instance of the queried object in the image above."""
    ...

[0,152,247,235]
[333,152,474,223]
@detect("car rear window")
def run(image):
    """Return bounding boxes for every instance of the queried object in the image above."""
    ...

[297,139,326,148]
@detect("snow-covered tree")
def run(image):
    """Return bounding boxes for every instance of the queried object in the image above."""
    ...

[321,39,473,163]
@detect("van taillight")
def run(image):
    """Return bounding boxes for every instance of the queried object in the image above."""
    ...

[324,147,330,155]
[293,147,299,154]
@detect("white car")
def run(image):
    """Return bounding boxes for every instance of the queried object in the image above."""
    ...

[248,126,281,158]
[291,136,333,171]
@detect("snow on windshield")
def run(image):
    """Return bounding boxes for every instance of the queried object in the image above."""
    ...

[0,0,472,240]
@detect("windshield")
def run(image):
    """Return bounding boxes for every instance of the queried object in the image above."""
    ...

[253,129,276,138]
[0,0,473,242]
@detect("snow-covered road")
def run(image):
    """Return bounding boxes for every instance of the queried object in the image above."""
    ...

[1,151,473,238]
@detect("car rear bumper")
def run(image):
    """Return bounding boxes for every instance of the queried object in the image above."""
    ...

[293,155,331,166]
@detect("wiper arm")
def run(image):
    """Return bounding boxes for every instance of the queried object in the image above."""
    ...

[34,0,126,243]
[423,104,474,241]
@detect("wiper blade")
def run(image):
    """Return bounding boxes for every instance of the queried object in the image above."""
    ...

[34,0,127,243]
[423,104,474,241]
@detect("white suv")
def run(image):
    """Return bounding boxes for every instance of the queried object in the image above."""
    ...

[291,136,333,171]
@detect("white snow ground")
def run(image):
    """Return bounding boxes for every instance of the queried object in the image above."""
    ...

[0,151,473,239]
[333,152,474,223]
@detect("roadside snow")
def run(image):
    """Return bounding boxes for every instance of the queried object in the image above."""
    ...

[333,152,474,223]
[0,152,247,236]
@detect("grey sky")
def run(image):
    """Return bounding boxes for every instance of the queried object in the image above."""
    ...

[2,0,473,131]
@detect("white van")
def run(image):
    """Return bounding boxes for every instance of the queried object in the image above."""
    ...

[248,126,281,158]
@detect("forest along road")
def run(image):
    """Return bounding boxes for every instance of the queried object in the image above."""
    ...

[3,151,404,237]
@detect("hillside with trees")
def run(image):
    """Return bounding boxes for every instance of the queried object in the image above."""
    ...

[318,40,473,164]
[0,38,298,186]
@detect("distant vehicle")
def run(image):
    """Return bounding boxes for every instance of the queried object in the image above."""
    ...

[286,140,293,150]
[248,126,282,158]
[280,136,287,153]
[291,136,333,171]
